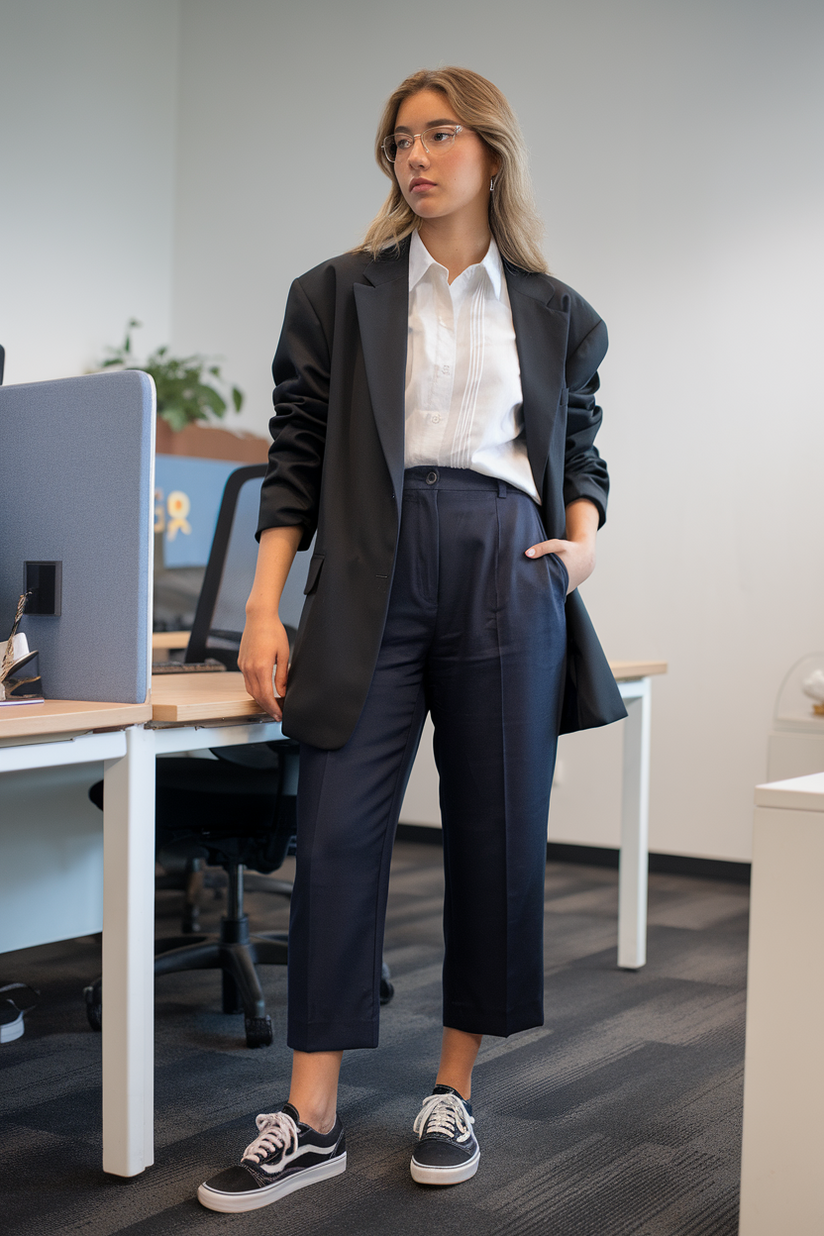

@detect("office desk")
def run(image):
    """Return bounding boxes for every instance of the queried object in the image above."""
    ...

[131,675,282,1176]
[611,661,667,970]
[0,662,662,1177]
[0,699,152,1178]
[0,681,280,1179]
[739,773,824,1235]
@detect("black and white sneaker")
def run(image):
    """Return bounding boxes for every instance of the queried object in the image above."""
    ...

[197,1103,346,1213]
[410,1084,480,1185]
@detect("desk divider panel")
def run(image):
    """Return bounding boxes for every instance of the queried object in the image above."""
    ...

[0,371,154,703]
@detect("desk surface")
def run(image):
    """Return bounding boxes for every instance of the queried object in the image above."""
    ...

[150,672,266,723]
[755,771,824,811]
[152,630,669,682]
[149,661,668,725]
[611,660,667,681]
[0,698,151,739]
[0,661,668,739]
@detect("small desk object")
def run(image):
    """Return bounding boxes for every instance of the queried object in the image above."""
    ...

[739,773,824,1235]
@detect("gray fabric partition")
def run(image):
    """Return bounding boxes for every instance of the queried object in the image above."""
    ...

[0,370,154,703]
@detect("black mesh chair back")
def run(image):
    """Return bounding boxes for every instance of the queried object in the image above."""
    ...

[186,464,312,667]
[85,464,314,1048]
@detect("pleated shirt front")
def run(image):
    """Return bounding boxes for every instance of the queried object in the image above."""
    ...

[403,230,540,502]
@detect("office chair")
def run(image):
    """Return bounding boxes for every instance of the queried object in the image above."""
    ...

[87,466,302,1046]
[86,465,392,1047]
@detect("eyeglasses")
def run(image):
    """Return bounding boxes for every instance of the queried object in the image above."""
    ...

[382,125,466,163]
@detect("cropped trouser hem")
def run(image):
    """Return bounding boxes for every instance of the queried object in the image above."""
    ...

[287,1019,379,1053]
[444,1001,545,1040]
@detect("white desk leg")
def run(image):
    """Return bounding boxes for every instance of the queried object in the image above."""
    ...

[618,680,651,969]
[102,724,156,1176]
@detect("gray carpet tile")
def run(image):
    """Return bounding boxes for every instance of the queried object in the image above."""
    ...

[0,841,748,1235]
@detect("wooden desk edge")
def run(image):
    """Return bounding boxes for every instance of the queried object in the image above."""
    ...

[610,660,667,681]
[152,631,191,652]
[0,700,152,739]
[146,664,667,727]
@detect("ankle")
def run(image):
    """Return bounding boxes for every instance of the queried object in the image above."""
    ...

[434,1076,471,1102]
[288,1099,337,1134]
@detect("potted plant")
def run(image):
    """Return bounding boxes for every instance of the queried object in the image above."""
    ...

[96,319,244,431]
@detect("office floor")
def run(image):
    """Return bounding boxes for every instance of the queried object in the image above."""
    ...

[1,841,748,1236]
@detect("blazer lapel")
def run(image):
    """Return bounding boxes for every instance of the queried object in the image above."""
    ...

[354,242,410,499]
[506,267,570,504]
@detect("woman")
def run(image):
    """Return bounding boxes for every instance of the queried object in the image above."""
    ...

[198,66,624,1215]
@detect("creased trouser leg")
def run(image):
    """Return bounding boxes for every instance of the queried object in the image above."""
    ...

[287,468,566,1051]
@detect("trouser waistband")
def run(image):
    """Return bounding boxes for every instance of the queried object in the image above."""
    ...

[403,466,525,497]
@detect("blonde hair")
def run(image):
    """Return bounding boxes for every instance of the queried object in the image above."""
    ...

[359,67,547,273]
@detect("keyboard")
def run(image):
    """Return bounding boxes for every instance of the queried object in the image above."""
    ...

[151,659,228,675]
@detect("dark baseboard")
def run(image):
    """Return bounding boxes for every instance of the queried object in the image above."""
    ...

[396,823,443,846]
[397,824,751,884]
[549,841,751,884]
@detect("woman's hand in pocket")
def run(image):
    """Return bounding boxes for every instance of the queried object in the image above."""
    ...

[525,537,594,593]
[525,499,599,594]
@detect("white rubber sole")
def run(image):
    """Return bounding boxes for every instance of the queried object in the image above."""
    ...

[0,1011,24,1043]
[410,1147,480,1185]
[197,1151,347,1213]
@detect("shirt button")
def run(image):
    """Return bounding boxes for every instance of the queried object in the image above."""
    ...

[441,365,450,375]
[426,470,438,485]
[430,414,441,424]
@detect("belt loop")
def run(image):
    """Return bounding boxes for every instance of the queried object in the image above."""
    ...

[498,479,507,498]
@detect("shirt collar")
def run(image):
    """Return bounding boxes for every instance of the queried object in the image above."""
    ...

[408,230,504,300]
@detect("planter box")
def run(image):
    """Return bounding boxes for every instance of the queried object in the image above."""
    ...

[155,417,269,463]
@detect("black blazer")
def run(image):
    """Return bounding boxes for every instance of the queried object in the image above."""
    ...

[258,239,626,749]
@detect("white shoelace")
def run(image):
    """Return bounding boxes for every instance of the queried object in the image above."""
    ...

[242,1111,299,1164]
[413,1092,474,1141]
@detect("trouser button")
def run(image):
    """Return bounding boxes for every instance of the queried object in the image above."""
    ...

[426,470,438,485]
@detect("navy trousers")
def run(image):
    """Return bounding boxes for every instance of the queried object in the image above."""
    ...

[287,467,568,1052]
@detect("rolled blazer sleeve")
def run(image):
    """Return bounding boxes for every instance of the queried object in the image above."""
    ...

[562,315,610,526]
[256,277,330,551]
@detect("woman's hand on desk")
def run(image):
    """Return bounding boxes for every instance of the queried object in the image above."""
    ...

[525,499,599,594]
[239,525,302,720]
[238,612,290,721]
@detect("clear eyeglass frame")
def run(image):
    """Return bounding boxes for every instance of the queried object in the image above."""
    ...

[382,125,465,163]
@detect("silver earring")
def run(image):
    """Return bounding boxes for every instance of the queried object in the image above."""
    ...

[490,177,495,192]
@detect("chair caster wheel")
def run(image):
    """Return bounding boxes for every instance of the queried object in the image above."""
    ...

[245,1015,273,1048]
[379,961,394,1006]
[84,983,102,1031]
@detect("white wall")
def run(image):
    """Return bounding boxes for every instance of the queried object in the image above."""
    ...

[170,0,824,862]
[0,0,180,383]
[4,0,823,861]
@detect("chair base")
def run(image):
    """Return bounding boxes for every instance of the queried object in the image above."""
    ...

[84,912,289,1049]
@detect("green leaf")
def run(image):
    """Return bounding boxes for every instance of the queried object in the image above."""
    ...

[161,405,190,432]
[93,322,244,429]
[195,385,227,417]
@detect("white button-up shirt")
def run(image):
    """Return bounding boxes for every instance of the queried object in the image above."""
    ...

[404,230,540,502]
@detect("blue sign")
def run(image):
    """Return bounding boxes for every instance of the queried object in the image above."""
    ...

[155,455,246,568]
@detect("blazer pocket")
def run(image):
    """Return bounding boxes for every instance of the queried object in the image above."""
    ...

[303,553,325,595]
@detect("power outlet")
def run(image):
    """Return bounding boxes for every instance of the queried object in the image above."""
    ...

[25,561,62,615]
